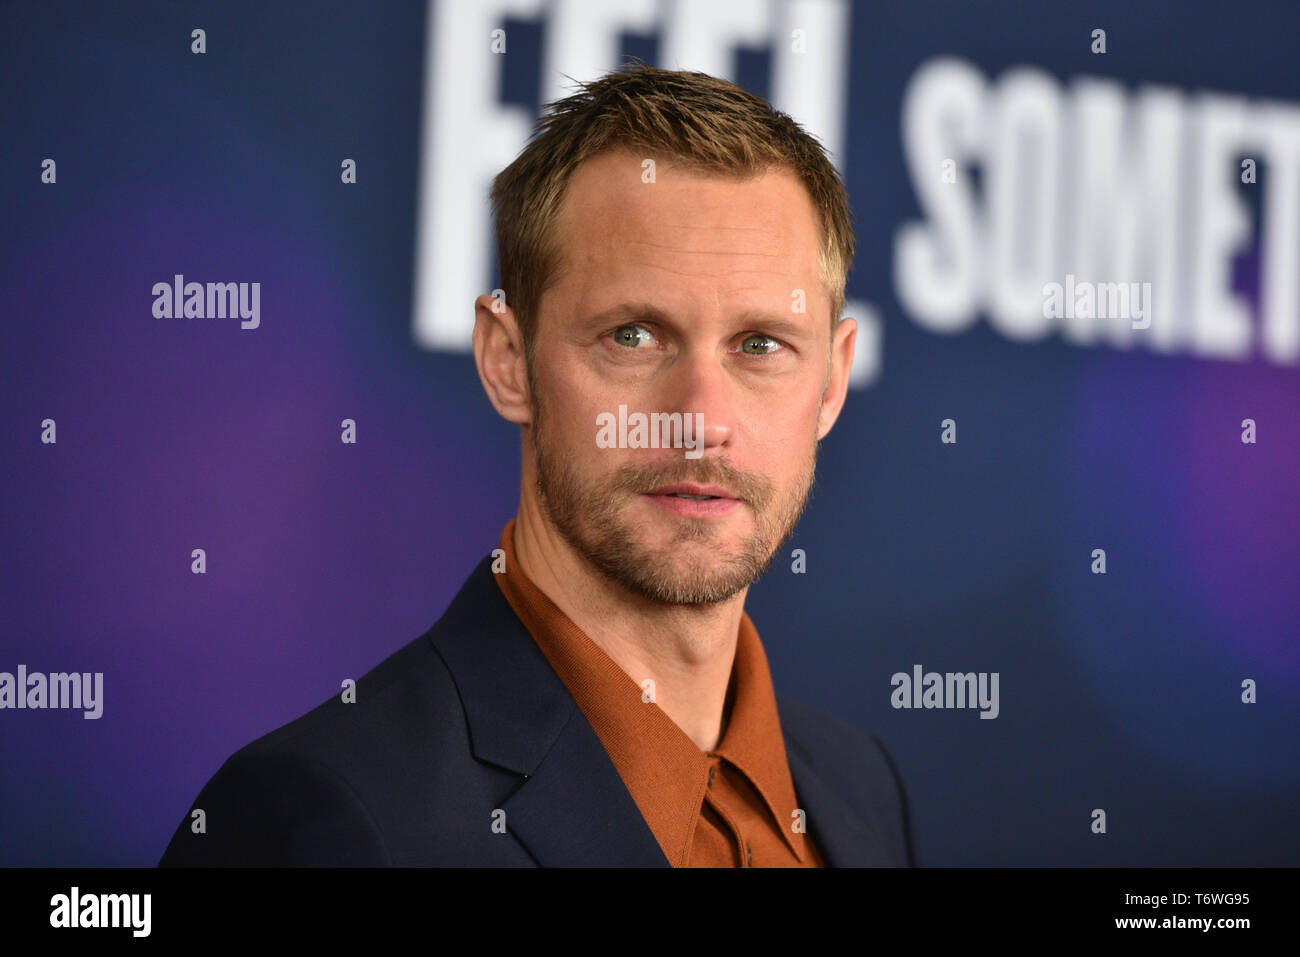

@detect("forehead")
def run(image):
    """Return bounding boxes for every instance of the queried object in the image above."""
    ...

[549,149,823,305]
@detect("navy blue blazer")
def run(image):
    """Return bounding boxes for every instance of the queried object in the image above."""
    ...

[159,555,915,867]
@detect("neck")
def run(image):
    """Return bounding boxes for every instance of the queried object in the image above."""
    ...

[511,494,745,752]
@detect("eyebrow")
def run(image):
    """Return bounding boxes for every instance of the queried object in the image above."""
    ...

[581,301,817,339]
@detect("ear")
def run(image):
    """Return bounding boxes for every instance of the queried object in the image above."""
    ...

[473,292,532,425]
[817,316,856,440]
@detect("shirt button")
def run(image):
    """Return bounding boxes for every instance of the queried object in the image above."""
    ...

[707,766,716,788]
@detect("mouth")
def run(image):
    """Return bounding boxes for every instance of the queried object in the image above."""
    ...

[641,483,741,517]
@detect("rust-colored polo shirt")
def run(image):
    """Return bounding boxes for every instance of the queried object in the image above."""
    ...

[492,519,825,868]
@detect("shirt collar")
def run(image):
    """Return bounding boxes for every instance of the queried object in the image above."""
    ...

[492,518,808,864]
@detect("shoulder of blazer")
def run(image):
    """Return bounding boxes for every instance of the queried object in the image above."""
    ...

[777,693,916,867]
[160,555,521,866]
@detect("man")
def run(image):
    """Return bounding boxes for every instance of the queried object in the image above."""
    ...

[160,64,914,867]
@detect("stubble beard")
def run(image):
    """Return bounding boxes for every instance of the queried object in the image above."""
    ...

[529,391,818,606]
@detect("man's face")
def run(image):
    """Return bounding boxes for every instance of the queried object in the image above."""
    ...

[526,149,839,606]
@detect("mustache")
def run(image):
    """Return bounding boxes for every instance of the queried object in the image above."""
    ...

[604,457,773,507]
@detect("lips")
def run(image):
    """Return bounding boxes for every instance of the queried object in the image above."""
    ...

[641,483,741,517]
[643,483,736,501]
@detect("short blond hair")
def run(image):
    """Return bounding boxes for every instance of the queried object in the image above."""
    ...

[490,62,855,358]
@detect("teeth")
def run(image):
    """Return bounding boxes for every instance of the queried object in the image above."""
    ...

[671,493,716,500]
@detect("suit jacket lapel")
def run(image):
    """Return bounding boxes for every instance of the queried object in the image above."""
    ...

[782,729,899,867]
[501,704,669,866]
[430,556,668,867]
[431,556,894,867]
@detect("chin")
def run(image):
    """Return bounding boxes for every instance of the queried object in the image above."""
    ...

[636,526,749,557]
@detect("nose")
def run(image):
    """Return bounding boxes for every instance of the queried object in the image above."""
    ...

[665,344,734,454]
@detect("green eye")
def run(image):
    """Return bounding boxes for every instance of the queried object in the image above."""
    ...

[612,324,653,347]
[740,334,779,355]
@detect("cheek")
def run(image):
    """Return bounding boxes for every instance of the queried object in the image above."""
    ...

[543,391,613,473]
[534,359,588,436]
[743,390,822,451]
[536,341,615,417]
